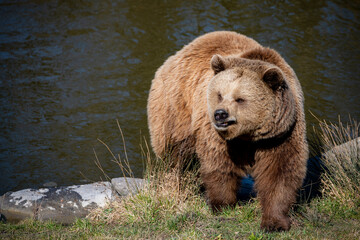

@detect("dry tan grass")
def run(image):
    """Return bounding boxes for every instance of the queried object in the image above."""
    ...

[88,167,204,225]
[88,121,204,224]
[317,117,360,208]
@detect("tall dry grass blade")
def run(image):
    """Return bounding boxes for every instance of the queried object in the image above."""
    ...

[116,119,132,177]
[93,148,111,182]
[96,123,140,195]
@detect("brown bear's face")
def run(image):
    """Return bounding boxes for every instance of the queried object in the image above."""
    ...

[207,54,289,141]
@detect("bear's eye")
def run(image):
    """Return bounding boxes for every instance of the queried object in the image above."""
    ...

[235,98,245,103]
[217,93,223,102]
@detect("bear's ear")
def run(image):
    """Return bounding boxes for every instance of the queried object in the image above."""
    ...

[262,67,287,91]
[211,54,226,74]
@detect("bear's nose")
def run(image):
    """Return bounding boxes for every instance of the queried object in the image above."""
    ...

[214,109,228,121]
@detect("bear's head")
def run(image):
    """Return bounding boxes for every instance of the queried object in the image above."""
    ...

[207,52,296,141]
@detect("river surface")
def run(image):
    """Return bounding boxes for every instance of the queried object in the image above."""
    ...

[0,0,359,195]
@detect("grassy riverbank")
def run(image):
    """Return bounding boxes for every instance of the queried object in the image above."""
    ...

[1,197,359,239]
[1,119,359,239]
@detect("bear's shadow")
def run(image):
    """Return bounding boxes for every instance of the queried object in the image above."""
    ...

[237,155,325,203]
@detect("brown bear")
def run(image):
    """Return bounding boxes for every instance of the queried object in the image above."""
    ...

[147,31,308,231]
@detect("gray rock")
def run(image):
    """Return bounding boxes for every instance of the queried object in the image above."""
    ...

[0,189,42,222]
[0,182,113,224]
[323,137,360,160]
[111,177,147,197]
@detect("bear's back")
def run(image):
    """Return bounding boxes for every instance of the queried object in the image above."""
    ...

[148,32,263,156]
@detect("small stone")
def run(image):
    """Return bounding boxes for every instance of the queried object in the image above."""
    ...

[111,177,146,197]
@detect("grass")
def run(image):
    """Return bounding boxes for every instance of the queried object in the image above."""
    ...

[317,118,360,209]
[1,118,360,239]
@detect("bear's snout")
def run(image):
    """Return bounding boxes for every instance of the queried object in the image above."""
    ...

[213,109,236,130]
[214,109,228,122]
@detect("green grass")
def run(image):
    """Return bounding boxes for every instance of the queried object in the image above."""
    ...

[1,198,359,239]
[1,118,359,239]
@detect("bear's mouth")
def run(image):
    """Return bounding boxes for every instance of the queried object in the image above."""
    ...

[214,119,236,130]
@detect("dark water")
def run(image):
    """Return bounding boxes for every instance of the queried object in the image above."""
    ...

[1,0,359,195]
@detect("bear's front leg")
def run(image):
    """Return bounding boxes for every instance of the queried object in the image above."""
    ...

[253,142,307,231]
[201,170,239,212]
[195,123,243,212]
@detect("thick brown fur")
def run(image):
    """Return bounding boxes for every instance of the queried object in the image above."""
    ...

[147,31,308,231]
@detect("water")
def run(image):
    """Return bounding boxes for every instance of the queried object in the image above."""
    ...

[1,0,359,195]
